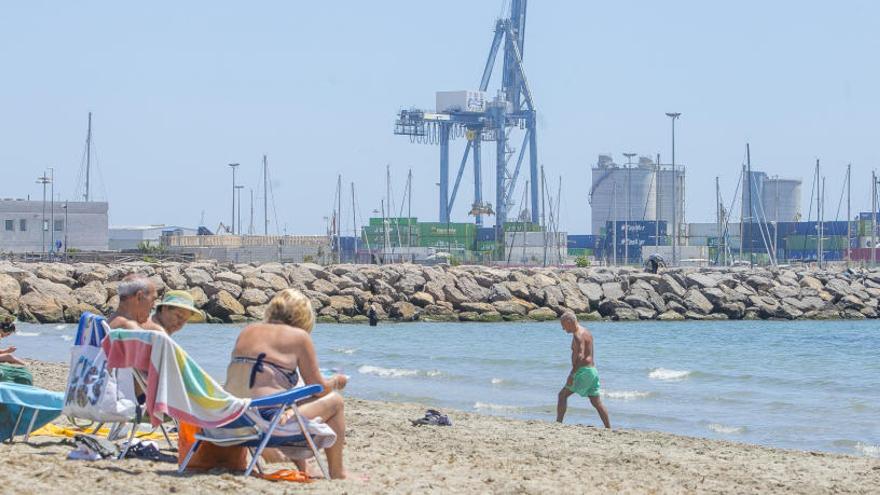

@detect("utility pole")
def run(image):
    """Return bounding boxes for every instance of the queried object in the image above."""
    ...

[49,167,55,255]
[655,153,660,248]
[623,152,636,266]
[665,112,681,266]
[235,185,244,235]
[716,176,721,265]
[228,163,240,234]
[611,182,617,266]
[747,143,753,267]
[36,173,50,258]
[249,188,254,235]
[263,155,269,235]
[85,112,92,202]
[873,171,877,266]
[63,201,69,257]
[541,165,547,266]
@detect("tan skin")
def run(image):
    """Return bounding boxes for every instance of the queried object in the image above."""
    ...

[225,322,348,480]
[150,306,193,335]
[107,280,162,331]
[0,330,25,366]
[556,316,611,428]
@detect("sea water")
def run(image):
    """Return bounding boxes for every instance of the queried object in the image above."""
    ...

[8,320,879,458]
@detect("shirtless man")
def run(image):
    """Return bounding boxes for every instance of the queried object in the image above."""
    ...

[107,274,162,330]
[556,312,611,428]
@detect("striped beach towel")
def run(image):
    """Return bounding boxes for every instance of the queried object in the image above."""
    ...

[102,329,249,428]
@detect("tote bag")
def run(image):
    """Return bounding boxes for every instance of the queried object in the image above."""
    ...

[62,313,137,422]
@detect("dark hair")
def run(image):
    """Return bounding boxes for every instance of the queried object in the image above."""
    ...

[0,317,15,333]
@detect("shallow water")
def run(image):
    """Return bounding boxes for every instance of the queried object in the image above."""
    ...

[8,319,879,458]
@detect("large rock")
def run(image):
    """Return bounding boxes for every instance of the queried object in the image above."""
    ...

[390,301,420,321]
[577,282,603,306]
[239,288,269,307]
[658,310,685,321]
[309,278,338,296]
[184,268,213,287]
[683,289,713,315]
[559,281,590,313]
[35,264,76,286]
[203,280,243,299]
[748,295,782,319]
[685,272,718,289]
[799,275,824,291]
[329,295,357,316]
[396,272,427,294]
[600,282,624,301]
[19,292,64,323]
[159,267,188,290]
[410,291,435,307]
[205,290,245,322]
[824,278,851,300]
[527,307,558,321]
[487,284,513,302]
[656,275,686,297]
[215,271,244,286]
[260,272,290,292]
[459,302,496,313]
[492,298,534,316]
[0,274,21,313]
[243,276,273,291]
[613,307,640,321]
[73,282,108,310]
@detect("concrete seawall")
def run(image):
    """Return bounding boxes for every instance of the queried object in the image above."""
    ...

[1,260,878,324]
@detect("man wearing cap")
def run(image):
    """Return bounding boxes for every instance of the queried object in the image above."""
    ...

[150,290,202,336]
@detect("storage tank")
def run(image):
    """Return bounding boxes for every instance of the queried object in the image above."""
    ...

[761,177,802,223]
[590,156,657,235]
[655,166,685,235]
[741,171,768,222]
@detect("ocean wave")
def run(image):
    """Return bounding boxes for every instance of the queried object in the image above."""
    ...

[648,368,692,381]
[15,331,39,337]
[473,401,521,412]
[707,423,745,435]
[60,335,73,342]
[491,377,504,385]
[603,390,652,400]
[854,443,880,458]
[357,365,442,378]
[332,348,357,355]
[53,324,69,330]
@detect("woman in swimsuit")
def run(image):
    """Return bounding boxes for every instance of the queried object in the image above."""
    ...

[225,289,349,480]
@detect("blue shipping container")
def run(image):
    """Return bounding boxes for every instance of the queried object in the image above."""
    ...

[476,228,496,242]
[567,234,597,249]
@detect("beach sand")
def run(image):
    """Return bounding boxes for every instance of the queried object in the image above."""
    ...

[1,360,877,494]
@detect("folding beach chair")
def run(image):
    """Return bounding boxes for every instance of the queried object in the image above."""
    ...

[102,329,334,478]
[0,382,64,443]
[63,313,174,453]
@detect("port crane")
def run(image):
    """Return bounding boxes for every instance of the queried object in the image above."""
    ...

[394,0,539,233]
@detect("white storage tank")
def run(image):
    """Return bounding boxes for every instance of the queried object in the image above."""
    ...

[761,177,802,222]
[590,156,658,235]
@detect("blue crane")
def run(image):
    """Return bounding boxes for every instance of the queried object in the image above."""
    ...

[394,0,539,235]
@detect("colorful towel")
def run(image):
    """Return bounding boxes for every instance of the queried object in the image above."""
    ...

[0,382,64,441]
[102,329,249,428]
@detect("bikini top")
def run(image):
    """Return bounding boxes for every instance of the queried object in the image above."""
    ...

[230,352,300,389]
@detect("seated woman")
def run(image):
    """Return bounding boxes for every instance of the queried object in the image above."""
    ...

[150,290,201,335]
[225,289,348,480]
[0,317,25,366]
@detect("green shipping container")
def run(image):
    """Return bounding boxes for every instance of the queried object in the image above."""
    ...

[785,235,848,251]
[368,217,418,227]
[503,221,542,233]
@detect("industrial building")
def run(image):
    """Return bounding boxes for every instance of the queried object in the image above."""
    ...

[589,155,685,238]
[0,199,108,253]
[109,225,198,251]
[163,234,330,264]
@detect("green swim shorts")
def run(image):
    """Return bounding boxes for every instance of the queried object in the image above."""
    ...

[567,366,601,397]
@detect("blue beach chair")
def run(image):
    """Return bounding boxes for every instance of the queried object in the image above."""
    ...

[0,382,64,443]
[103,329,334,478]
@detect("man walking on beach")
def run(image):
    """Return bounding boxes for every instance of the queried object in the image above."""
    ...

[556,312,611,428]
[107,274,162,330]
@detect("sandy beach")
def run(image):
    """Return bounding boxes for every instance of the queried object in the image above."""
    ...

[0,360,876,494]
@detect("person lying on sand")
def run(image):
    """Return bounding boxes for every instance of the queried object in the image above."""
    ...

[225,289,349,479]
[149,290,200,336]
[556,312,611,429]
[0,317,25,366]
[107,274,163,331]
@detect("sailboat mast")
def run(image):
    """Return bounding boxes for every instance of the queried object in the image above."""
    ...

[351,182,357,255]
[337,174,342,262]
[263,155,269,235]
[846,164,851,265]
[747,143,753,267]
[407,168,412,248]
[85,112,92,202]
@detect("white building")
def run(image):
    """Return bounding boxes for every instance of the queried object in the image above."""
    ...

[0,199,109,253]
[109,225,198,251]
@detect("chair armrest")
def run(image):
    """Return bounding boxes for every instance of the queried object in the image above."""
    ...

[250,384,324,408]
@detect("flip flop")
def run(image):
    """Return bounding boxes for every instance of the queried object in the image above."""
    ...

[258,469,312,483]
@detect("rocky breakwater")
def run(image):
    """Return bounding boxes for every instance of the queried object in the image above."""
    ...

[1,260,880,324]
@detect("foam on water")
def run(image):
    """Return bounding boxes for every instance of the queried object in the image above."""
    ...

[490,377,504,385]
[708,423,746,435]
[649,368,692,381]
[15,331,40,337]
[332,348,357,355]
[358,365,419,377]
[53,324,69,330]
[604,390,652,400]
[854,443,880,458]
[60,335,73,342]
[474,401,521,412]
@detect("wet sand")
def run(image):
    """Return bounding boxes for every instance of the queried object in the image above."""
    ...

[0,360,877,494]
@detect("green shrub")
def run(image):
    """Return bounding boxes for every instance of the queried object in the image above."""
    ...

[574,255,590,267]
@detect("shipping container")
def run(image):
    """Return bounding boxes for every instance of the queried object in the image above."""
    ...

[503,221,543,233]
[476,227,497,242]
[567,234,598,249]
[505,231,567,248]
[784,235,849,251]
[604,220,667,240]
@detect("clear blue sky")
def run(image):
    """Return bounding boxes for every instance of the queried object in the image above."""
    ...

[2,1,878,235]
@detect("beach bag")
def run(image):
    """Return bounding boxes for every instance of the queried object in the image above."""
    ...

[62,313,137,422]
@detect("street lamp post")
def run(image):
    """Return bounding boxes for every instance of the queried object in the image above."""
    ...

[665,112,681,265]
[228,163,240,234]
[49,167,55,256]
[235,185,244,236]
[622,152,637,266]
[63,201,69,258]
[36,173,51,258]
